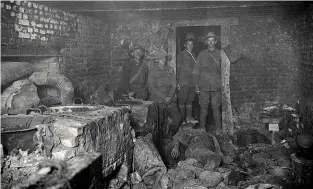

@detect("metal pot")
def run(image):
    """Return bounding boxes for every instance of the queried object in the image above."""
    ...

[1,127,38,155]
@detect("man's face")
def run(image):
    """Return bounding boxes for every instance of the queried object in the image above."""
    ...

[206,37,217,48]
[185,40,194,51]
[132,49,144,60]
[158,57,166,67]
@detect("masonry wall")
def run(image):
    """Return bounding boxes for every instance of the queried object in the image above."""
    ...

[110,14,302,118]
[1,1,112,102]
[299,5,313,127]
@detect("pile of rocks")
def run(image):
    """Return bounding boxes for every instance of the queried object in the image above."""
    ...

[127,126,295,189]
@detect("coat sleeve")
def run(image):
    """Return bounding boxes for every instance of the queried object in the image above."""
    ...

[117,63,131,96]
[176,52,183,84]
[193,53,201,87]
[168,67,177,98]
[148,71,167,100]
[143,63,149,88]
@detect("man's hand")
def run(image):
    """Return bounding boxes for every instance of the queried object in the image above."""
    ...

[165,97,171,104]
[128,91,135,97]
[177,84,181,90]
[195,86,200,94]
[171,146,180,159]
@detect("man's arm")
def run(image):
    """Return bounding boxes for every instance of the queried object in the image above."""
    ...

[117,63,131,98]
[168,67,177,99]
[148,71,167,101]
[176,52,183,86]
[193,53,201,89]
[142,63,149,87]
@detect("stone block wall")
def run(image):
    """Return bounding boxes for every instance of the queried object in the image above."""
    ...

[1,0,113,102]
[299,5,313,127]
[49,106,133,177]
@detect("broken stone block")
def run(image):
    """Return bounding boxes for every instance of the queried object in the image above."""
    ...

[52,120,84,137]
[52,148,76,160]
[226,171,248,186]
[133,133,166,188]
[60,137,78,148]
[171,178,205,189]
[132,182,148,189]
[222,155,234,164]
[176,160,204,176]
[199,170,223,188]
[176,168,196,180]
[185,144,222,169]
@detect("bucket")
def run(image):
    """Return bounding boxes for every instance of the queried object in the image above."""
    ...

[134,133,167,188]
[1,127,38,155]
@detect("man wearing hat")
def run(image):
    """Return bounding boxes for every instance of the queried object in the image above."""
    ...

[117,45,149,100]
[193,32,222,132]
[148,50,182,139]
[177,33,198,124]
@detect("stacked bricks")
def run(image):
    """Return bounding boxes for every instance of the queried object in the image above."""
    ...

[48,106,133,177]
[1,0,113,101]
[1,0,76,55]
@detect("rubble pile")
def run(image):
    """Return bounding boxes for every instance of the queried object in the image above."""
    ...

[1,149,46,188]
[128,124,301,189]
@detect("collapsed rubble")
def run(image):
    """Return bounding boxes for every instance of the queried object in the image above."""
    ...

[127,119,313,189]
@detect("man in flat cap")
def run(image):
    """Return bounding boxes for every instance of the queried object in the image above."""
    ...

[176,33,198,124]
[117,45,149,100]
[193,32,222,133]
[148,50,182,139]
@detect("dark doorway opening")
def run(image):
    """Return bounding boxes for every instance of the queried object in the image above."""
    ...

[176,25,222,129]
[176,26,221,57]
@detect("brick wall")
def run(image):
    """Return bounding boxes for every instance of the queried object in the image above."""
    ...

[110,14,303,115]
[1,1,113,102]
[229,15,301,111]
[299,5,313,127]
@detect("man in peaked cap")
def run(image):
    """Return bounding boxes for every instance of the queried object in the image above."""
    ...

[117,45,149,100]
[177,33,198,124]
[193,32,222,133]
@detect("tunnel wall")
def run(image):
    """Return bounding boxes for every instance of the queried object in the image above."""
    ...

[110,13,304,123]
[1,1,113,102]
[299,5,313,127]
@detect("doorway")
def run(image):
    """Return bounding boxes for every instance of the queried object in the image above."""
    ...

[175,25,222,129]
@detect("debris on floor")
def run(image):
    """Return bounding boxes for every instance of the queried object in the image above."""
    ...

[129,120,313,189]
[1,149,46,188]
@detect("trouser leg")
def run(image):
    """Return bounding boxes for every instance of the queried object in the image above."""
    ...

[186,87,196,119]
[211,91,222,132]
[177,87,188,122]
[199,91,210,129]
[167,105,182,138]
[158,103,166,139]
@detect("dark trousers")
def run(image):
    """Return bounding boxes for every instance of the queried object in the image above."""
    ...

[199,91,222,131]
[177,86,195,121]
[158,102,182,139]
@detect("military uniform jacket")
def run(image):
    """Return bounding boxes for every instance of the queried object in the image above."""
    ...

[177,50,197,87]
[118,59,149,95]
[148,66,177,103]
[193,49,221,91]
